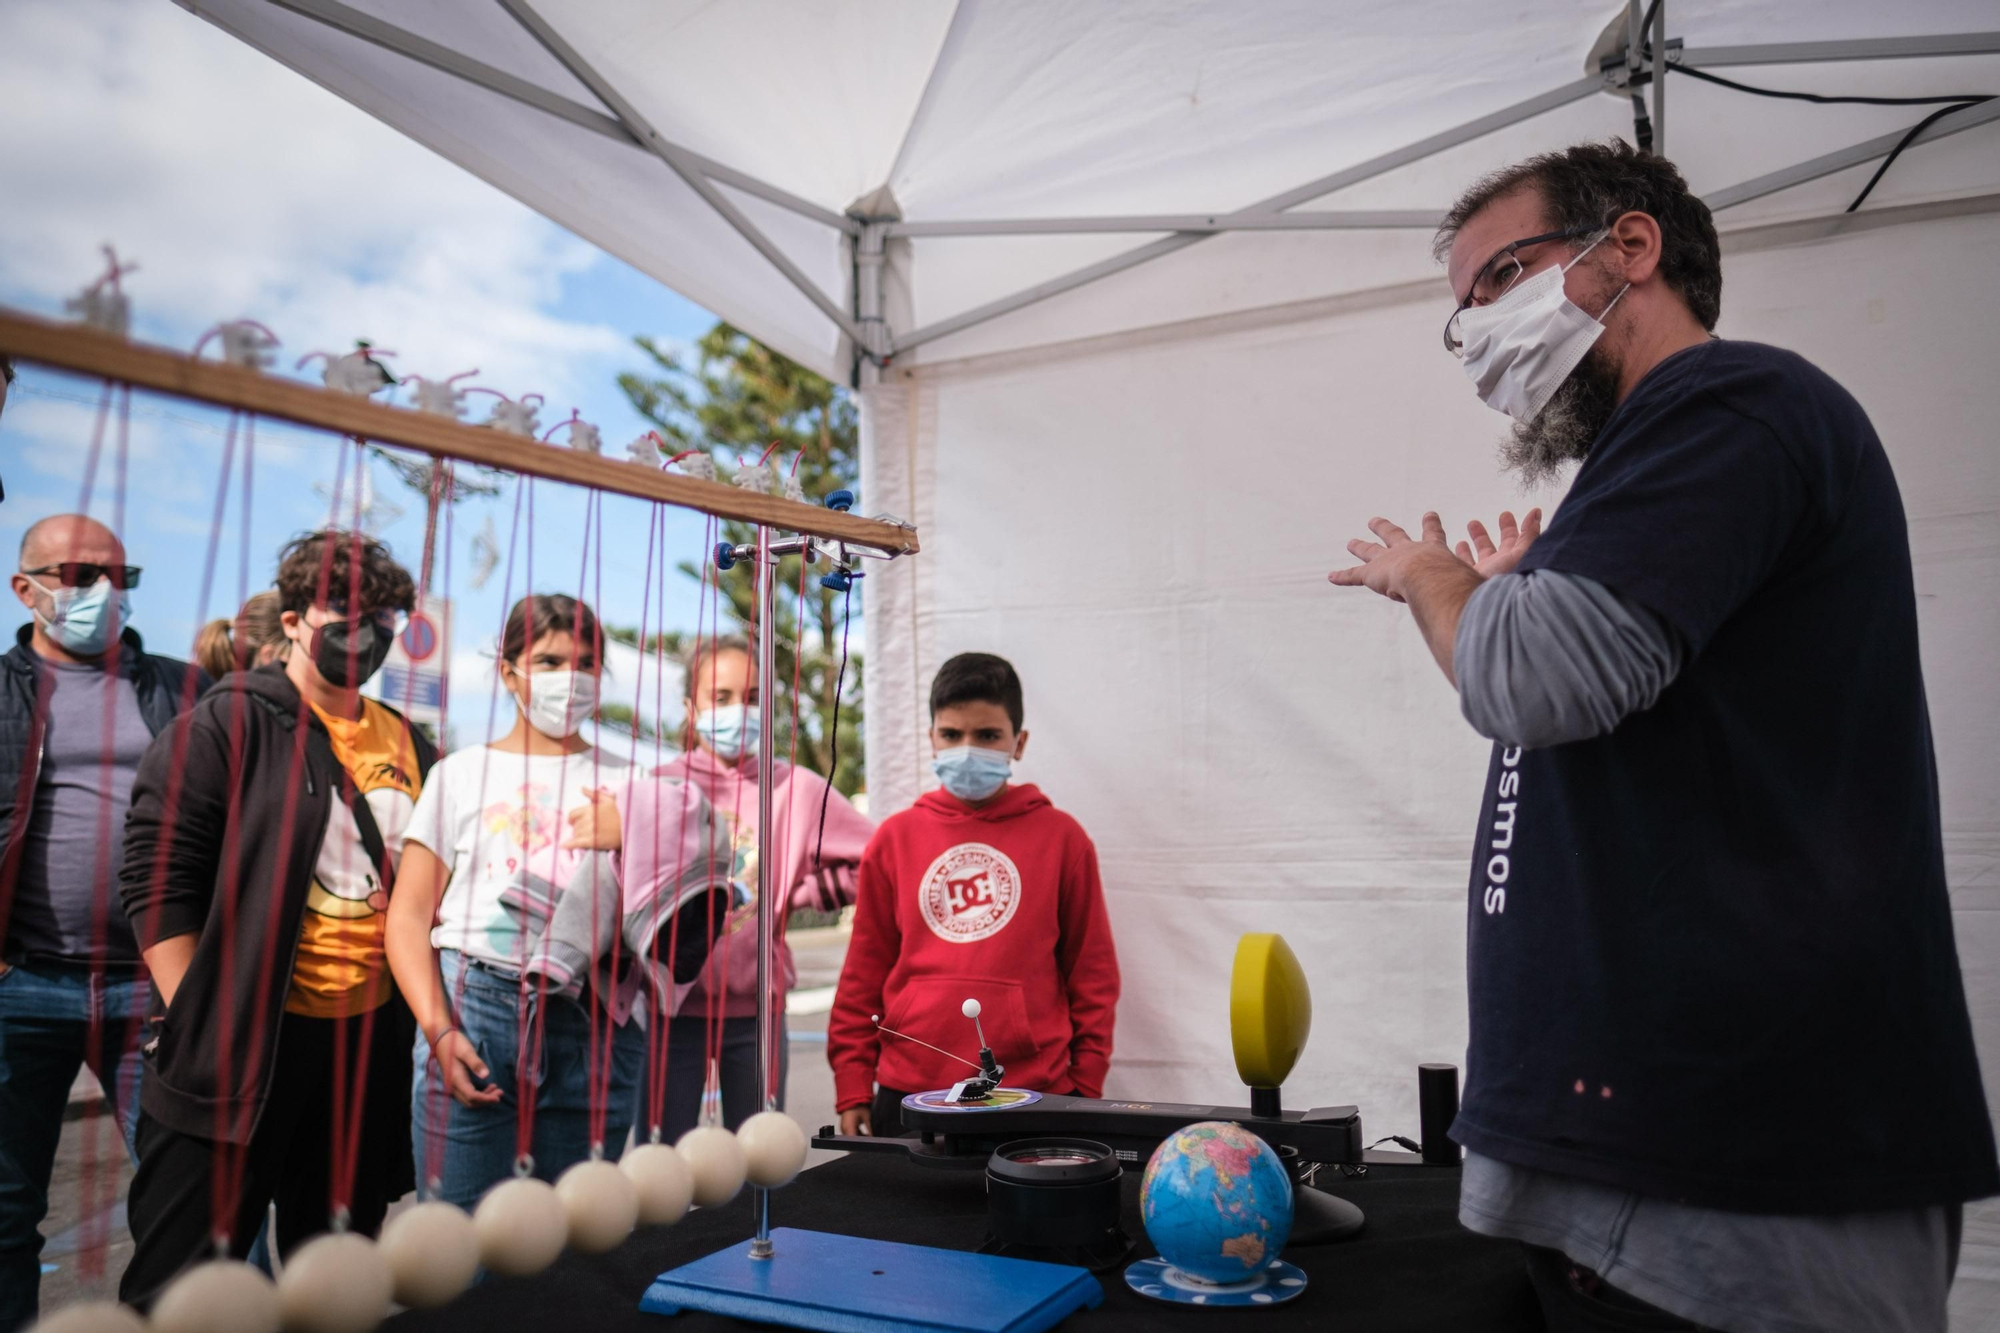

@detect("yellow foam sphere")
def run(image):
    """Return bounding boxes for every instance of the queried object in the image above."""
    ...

[26,1302,147,1333]
[675,1125,746,1207]
[276,1231,391,1333]
[151,1260,280,1333]
[555,1158,638,1254]
[621,1142,694,1226]
[473,1177,568,1277]
[378,1201,480,1309]
[736,1111,809,1189]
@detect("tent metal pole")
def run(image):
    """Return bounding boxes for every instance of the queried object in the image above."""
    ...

[888,75,1599,357]
[1681,32,2000,68]
[497,0,867,344]
[885,211,1441,237]
[1653,0,1667,156]
[1706,97,2000,211]
[223,0,858,235]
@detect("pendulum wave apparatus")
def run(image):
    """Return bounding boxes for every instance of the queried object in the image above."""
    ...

[0,281,920,1329]
[710,484,877,1260]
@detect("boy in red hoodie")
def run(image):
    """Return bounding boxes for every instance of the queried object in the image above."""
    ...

[830,653,1119,1136]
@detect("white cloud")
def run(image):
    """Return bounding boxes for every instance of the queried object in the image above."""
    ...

[0,0,629,411]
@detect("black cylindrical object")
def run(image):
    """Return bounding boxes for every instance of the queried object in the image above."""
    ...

[1419,1063,1461,1165]
[986,1139,1123,1248]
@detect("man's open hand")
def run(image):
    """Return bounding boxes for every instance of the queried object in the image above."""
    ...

[1453,508,1543,579]
[1328,512,1463,602]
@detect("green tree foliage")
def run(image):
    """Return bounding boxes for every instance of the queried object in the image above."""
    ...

[614,324,864,797]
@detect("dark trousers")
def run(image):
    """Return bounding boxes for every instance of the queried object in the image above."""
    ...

[0,961,147,1333]
[635,1015,789,1144]
[869,1085,913,1138]
[1523,1244,1713,1332]
[119,1010,403,1310]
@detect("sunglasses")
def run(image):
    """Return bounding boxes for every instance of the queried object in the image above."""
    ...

[22,562,142,590]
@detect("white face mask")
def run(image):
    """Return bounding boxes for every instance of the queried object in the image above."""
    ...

[1454,236,1629,424]
[513,668,598,739]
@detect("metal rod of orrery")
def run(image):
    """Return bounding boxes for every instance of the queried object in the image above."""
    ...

[750,522,778,1259]
[0,307,917,555]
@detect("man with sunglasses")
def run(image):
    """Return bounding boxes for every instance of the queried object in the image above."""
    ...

[115,528,435,1307]
[0,515,208,1332]
[1333,142,1994,1331]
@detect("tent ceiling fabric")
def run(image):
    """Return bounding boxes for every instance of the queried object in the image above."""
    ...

[183,0,2000,377]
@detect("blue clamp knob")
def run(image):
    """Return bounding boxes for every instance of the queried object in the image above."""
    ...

[824,489,855,513]
[820,569,862,593]
[713,541,738,572]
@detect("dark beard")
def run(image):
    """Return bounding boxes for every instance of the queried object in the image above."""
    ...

[1499,344,1623,488]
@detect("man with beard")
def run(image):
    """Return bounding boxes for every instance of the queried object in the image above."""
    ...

[1332,141,1995,1332]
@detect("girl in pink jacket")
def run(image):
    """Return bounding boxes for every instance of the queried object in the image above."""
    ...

[640,635,873,1140]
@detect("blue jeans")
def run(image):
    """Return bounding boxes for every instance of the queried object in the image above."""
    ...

[0,960,147,1333]
[412,952,644,1209]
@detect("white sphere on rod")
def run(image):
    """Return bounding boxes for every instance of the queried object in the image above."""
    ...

[736,1111,809,1189]
[473,1177,568,1277]
[555,1158,638,1253]
[26,1302,147,1333]
[276,1231,392,1333]
[151,1260,280,1333]
[378,1200,480,1308]
[621,1142,694,1225]
[961,998,981,1018]
[675,1125,746,1207]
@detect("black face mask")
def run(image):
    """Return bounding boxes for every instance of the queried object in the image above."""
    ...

[308,618,393,689]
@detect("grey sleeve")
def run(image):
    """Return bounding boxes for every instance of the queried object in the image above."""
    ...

[1453,569,1686,749]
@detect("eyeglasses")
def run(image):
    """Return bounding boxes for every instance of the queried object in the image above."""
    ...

[22,562,142,590]
[1443,224,1602,355]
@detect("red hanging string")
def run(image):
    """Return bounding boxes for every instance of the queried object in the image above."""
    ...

[76,384,134,1275]
[421,467,460,1194]
[510,477,544,1170]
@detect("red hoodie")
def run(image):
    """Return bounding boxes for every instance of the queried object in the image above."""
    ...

[828,784,1120,1112]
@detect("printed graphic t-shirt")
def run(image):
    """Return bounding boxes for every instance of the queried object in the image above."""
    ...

[286,699,423,1017]
[1455,340,1998,1213]
[403,743,631,969]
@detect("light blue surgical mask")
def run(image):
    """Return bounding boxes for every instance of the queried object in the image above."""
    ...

[30,576,129,658]
[695,703,760,761]
[931,745,1012,803]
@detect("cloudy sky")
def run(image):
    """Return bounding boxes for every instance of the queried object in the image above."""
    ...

[0,0,746,746]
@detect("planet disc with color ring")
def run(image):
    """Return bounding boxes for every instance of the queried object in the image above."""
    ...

[902,1088,1042,1112]
[1124,1256,1308,1307]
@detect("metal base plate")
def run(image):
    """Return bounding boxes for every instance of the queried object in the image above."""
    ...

[639,1227,1104,1333]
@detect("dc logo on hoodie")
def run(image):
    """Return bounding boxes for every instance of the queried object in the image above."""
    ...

[919,843,1022,943]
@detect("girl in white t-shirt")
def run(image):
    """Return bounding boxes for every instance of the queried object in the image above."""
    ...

[387,592,639,1207]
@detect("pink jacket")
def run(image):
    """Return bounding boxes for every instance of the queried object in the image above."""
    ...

[655,749,873,1019]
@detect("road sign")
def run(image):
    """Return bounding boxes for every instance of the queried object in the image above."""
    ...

[377,594,450,732]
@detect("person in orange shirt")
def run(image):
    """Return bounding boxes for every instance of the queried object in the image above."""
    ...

[116,530,435,1308]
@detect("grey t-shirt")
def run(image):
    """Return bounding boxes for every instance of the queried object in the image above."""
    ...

[10,657,152,962]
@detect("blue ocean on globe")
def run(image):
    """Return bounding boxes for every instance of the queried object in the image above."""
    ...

[1139,1120,1294,1284]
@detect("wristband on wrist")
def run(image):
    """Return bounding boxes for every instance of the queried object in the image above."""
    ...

[430,1026,461,1050]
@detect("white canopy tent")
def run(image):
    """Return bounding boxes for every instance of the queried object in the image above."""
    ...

[181,0,2000,1302]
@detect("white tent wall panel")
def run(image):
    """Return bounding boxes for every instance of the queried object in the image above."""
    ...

[860,209,2000,1145]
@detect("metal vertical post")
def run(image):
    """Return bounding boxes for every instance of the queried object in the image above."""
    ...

[750,522,778,1259]
[1653,0,1668,156]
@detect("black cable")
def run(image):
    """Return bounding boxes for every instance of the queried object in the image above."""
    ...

[811,580,854,875]
[1643,49,1992,213]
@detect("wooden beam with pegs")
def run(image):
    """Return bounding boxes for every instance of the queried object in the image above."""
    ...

[0,306,918,555]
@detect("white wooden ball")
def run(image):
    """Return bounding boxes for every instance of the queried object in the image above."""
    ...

[473,1176,569,1277]
[555,1159,638,1253]
[962,998,981,1018]
[151,1260,280,1333]
[377,1200,480,1308]
[620,1142,693,1225]
[26,1302,146,1333]
[276,1231,391,1333]
[736,1111,809,1189]
[675,1125,746,1207]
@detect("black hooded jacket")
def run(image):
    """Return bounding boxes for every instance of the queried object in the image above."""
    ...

[117,664,435,1180]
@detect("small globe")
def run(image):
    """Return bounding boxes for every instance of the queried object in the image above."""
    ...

[1139,1121,1293,1284]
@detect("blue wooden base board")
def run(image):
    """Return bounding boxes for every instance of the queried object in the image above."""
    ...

[639,1227,1104,1333]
